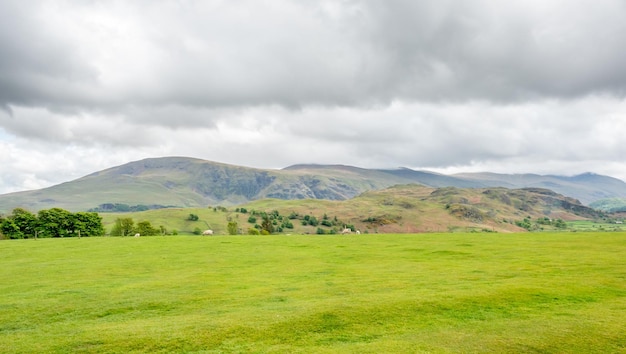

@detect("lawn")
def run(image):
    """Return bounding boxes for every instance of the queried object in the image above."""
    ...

[1,232,625,353]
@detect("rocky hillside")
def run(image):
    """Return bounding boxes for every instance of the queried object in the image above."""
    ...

[1,156,625,212]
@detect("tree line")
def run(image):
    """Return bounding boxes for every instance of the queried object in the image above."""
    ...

[0,208,104,239]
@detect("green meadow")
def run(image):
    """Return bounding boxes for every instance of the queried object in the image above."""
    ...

[1,233,625,353]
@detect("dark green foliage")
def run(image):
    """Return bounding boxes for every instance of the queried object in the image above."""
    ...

[261,216,274,234]
[515,218,533,231]
[73,212,105,237]
[188,213,199,221]
[518,217,567,231]
[37,208,73,238]
[1,208,35,239]
[193,227,202,235]
[248,216,257,224]
[554,219,567,229]
[1,208,104,238]
[136,221,159,236]
[301,215,319,226]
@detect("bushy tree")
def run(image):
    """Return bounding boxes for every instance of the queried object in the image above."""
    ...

[73,212,105,237]
[227,221,238,235]
[2,208,37,238]
[37,208,74,238]
[136,221,159,236]
[111,217,135,236]
[1,208,104,238]
[261,215,274,234]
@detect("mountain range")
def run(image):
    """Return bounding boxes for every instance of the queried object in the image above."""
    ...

[1,156,625,213]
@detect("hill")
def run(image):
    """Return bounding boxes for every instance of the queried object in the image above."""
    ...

[589,197,626,212]
[99,184,603,235]
[454,172,626,205]
[1,156,625,212]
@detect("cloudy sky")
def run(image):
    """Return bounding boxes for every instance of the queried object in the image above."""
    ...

[2,0,626,194]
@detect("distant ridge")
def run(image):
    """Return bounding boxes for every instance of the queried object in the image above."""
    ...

[1,156,625,212]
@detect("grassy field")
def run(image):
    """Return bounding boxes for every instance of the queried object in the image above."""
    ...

[1,232,625,353]
[568,220,625,232]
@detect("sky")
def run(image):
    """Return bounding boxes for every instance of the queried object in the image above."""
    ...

[1,0,626,194]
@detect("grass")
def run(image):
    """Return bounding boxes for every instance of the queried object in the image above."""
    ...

[568,220,625,232]
[1,232,625,353]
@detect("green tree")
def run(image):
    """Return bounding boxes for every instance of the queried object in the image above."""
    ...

[37,208,73,238]
[554,219,567,229]
[8,208,37,238]
[261,215,274,234]
[1,218,22,239]
[135,221,159,236]
[188,214,199,221]
[193,227,202,235]
[227,221,239,235]
[111,217,135,236]
[73,212,105,237]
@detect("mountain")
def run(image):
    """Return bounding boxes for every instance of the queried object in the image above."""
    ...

[454,172,626,205]
[0,156,625,212]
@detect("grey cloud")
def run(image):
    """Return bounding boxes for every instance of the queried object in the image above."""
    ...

[2,0,626,117]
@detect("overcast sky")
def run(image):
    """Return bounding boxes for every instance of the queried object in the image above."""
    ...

[2,0,626,194]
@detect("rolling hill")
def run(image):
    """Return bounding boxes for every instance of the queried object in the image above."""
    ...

[1,156,625,213]
[97,184,604,235]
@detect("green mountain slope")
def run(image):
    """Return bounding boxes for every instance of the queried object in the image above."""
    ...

[1,156,625,213]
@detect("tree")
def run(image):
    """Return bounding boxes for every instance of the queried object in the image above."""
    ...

[188,213,199,221]
[1,218,22,239]
[261,215,274,234]
[1,208,104,239]
[8,208,37,238]
[227,221,238,235]
[37,208,73,238]
[111,217,135,236]
[135,221,159,236]
[73,212,105,237]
